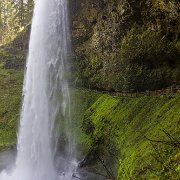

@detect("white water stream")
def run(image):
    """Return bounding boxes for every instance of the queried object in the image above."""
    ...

[0,0,78,179]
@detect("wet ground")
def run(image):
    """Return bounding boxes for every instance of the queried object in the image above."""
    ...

[0,149,106,180]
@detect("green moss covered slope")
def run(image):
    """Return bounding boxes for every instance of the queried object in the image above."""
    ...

[80,93,180,179]
[0,24,30,150]
[0,62,23,150]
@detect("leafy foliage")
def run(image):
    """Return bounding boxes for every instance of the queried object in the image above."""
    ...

[0,0,33,45]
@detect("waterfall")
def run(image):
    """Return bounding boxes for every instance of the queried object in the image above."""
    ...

[0,0,78,179]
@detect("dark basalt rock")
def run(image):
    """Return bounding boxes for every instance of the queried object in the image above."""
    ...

[79,149,99,168]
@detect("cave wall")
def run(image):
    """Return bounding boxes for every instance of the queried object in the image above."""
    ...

[69,0,180,92]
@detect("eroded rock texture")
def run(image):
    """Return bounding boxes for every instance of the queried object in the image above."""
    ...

[70,0,180,92]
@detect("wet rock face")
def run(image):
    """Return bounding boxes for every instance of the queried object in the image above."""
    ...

[69,0,180,92]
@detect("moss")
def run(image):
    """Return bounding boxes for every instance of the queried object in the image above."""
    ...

[0,62,179,178]
[0,62,23,150]
[70,88,101,153]
[81,93,180,179]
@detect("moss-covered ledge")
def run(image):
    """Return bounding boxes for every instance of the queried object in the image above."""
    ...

[80,94,180,179]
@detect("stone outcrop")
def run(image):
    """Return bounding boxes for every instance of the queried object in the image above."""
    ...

[70,0,180,92]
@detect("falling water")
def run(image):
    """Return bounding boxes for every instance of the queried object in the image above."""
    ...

[0,0,78,179]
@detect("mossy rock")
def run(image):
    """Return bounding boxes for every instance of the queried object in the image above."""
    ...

[81,93,180,179]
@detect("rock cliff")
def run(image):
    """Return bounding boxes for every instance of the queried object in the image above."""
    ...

[70,0,180,92]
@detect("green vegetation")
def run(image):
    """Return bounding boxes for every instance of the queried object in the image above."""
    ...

[0,0,179,179]
[118,26,180,91]
[0,28,27,150]
[71,0,180,92]
[0,0,32,149]
[0,80,179,178]
[0,62,23,150]
[70,88,101,152]
[0,0,33,45]
[80,93,180,179]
